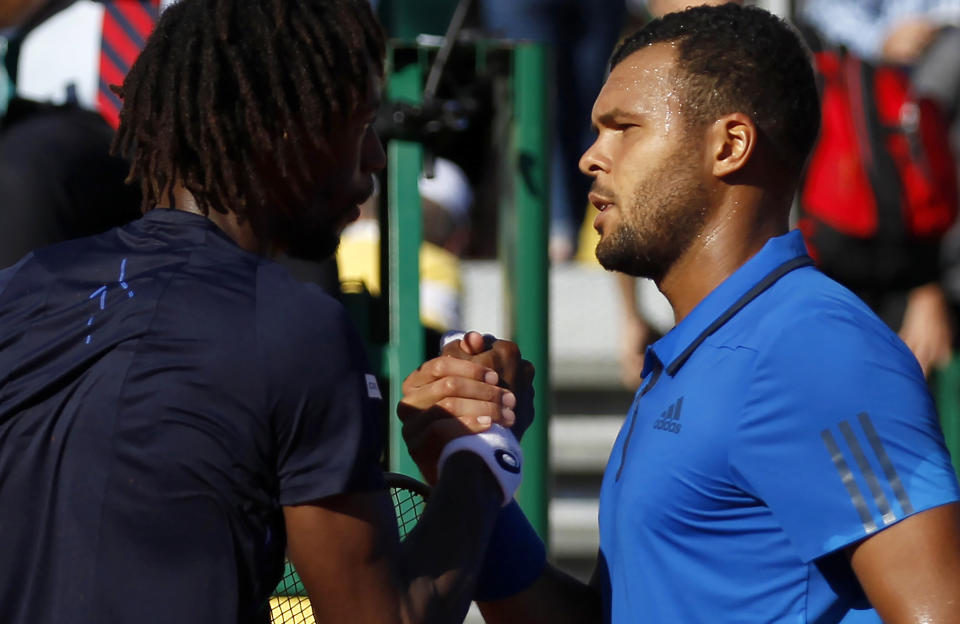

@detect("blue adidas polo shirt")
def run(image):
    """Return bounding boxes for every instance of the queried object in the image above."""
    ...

[597,230,960,623]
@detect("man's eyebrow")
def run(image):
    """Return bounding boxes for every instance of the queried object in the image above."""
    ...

[595,108,644,128]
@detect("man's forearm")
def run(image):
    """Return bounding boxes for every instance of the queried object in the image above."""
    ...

[398,452,503,624]
[478,563,603,624]
[283,456,504,624]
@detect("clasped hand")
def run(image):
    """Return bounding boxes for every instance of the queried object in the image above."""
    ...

[397,331,535,484]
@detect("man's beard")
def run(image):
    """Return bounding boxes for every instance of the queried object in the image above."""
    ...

[282,222,341,261]
[257,166,369,262]
[595,158,709,282]
[273,182,368,262]
[266,204,343,262]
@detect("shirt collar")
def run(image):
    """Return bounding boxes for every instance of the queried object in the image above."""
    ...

[137,208,249,249]
[139,206,220,229]
[641,230,813,378]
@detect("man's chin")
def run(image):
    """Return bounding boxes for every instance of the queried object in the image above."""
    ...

[596,239,633,274]
[596,240,661,281]
[337,205,362,231]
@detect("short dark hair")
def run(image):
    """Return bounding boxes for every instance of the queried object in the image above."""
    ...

[610,4,819,172]
[113,0,385,238]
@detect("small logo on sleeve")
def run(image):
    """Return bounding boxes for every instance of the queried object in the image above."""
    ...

[652,397,683,434]
[364,374,382,400]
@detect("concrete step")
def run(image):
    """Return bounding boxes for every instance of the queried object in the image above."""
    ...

[547,416,618,562]
[546,396,627,583]
[550,497,600,558]
[550,414,622,473]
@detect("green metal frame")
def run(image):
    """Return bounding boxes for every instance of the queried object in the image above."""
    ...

[934,359,960,478]
[386,46,426,479]
[382,40,552,540]
[505,43,551,538]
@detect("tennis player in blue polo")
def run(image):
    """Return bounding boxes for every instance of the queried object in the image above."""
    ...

[598,228,960,622]
[404,4,960,622]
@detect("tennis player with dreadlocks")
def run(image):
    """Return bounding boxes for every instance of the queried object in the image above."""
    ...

[0,1,527,623]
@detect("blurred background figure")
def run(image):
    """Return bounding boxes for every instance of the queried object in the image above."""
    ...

[799,0,960,68]
[797,0,960,378]
[338,157,473,354]
[416,157,473,332]
[0,0,161,268]
[798,1,960,197]
[641,0,740,16]
[479,0,625,263]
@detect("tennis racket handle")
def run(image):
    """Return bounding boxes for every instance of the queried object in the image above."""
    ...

[437,424,523,506]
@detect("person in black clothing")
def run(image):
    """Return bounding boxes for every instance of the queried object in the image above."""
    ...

[0,0,142,268]
[0,1,526,622]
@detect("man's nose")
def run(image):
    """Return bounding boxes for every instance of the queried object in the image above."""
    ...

[579,139,607,177]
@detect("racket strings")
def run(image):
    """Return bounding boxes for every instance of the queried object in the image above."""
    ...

[269,594,314,624]
[392,486,426,540]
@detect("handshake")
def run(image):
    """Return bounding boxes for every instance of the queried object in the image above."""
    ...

[397,331,536,504]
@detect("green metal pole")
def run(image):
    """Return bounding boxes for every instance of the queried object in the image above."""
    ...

[386,46,425,478]
[935,359,960,478]
[510,42,551,541]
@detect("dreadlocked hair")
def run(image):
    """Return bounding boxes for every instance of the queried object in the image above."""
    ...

[112,0,385,239]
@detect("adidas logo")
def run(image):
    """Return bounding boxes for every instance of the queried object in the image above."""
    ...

[652,397,683,434]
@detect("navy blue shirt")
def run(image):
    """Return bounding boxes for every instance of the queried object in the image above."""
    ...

[598,231,960,623]
[0,209,384,623]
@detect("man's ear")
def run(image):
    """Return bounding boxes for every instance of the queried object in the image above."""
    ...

[709,112,757,178]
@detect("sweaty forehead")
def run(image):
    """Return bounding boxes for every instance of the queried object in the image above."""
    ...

[593,43,683,118]
[605,43,680,98]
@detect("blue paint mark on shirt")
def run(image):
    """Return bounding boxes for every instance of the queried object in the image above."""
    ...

[85,258,136,344]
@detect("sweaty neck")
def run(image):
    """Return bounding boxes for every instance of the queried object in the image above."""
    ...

[657,186,789,324]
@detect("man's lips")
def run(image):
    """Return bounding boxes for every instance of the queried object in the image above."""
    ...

[591,193,616,233]
[588,192,615,212]
[590,193,616,234]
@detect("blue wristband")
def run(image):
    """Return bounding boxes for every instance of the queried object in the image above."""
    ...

[475,500,547,602]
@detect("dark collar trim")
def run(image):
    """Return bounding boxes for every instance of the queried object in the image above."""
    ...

[664,256,814,376]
